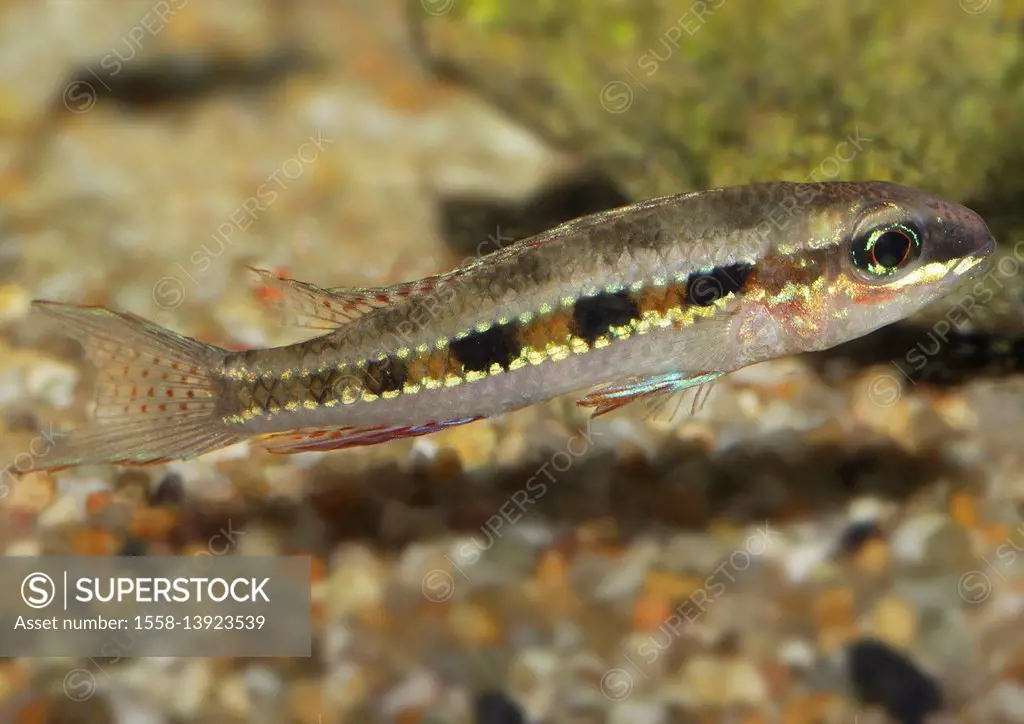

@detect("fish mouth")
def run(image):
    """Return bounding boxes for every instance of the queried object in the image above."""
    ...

[953,236,997,278]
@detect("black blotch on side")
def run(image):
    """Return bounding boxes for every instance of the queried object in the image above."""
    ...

[847,638,943,724]
[363,357,408,396]
[450,323,523,373]
[686,262,754,306]
[571,290,641,345]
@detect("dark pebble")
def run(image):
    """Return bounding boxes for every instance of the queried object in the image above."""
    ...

[847,637,943,724]
[474,690,525,724]
[835,519,882,557]
[118,537,148,556]
[151,473,186,506]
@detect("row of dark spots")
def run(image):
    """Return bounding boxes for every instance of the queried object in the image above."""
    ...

[686,262,753,306]
[573,261,754,342]
[356,262,754,394]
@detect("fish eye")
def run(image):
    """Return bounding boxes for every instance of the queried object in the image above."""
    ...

[849,223,921,278]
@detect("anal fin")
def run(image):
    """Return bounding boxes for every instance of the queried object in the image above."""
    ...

[577,372,725,418]
[259,417,483,454]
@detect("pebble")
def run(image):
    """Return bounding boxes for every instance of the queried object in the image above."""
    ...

[381,669,442,720]
[850,367,914,443]
[814,587,857,654]
[782,540,834,582]
[834,519,882,557]
[39,693,116,724]
[677,654,770,708]
[244,665,284,700]
[4,539,41,557]
[968,681,1024,721]
[22,356,79,408]
[853,538,891,575]
[608,699,665,724]
[325,545,387,618]
[866,596,918,651]
[35,491,80,528]
[508,649,558,721]
[890,515,949,564]
[846,638,943,724]
[450,601,503,647]
[780,693,845,723]
[679,654,730,707]
[920,520,977,574]
[437,421,499,471]
[777,638,817,670]
[129,507,179,542]
[322,664,366,716]
[473,690,525,724]
[0,284,29,323]
[642,569,703,600]
[593,541,657,601]
[3,471,55,516]
[948,490,978,529]
[218,673,252,717]
[724,659,769,705]
[150,472,186,506]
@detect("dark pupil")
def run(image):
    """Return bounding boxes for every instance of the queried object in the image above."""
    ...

[871,230,911,269]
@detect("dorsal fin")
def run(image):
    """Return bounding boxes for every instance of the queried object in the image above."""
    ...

[249,267,428,331]
[249,228,532,331]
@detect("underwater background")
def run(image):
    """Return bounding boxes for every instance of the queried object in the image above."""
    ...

[1,0,1024,721]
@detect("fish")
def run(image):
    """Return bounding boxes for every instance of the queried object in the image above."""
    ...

[26,181,995,471]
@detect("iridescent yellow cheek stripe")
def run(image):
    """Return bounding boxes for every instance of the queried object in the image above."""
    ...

[223,263,755,423]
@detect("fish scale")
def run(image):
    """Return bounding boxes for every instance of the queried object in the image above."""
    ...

[26,181,995,470]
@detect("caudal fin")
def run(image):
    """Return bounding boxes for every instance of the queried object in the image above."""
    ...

[28,302,244,471]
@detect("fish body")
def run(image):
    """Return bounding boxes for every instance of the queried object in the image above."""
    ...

[30,181,994,469]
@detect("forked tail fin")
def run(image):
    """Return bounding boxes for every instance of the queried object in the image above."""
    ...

[27,302,244,471]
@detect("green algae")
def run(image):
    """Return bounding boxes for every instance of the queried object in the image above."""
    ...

[412,0,1024,236]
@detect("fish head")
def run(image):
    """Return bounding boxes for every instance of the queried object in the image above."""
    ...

[763,182,996,353]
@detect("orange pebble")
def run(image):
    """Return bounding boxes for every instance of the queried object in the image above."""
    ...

[949,491,978,528]
[980,522,1012,546]
[643,569,702,600]
[357,605,390,630]
[813,587,854,629]
[309,556,328,585]
[70,526,118,556]
[535,550,567,584]
[632,593,672,632]
[13,696,50,724]
[395,710,427,724]
[85,491,113,517]
[853,539,890,575]
[129,508,179,542]
[782,693,843,724]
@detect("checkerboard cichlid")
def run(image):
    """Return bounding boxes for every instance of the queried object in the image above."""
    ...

[29,181,995,470]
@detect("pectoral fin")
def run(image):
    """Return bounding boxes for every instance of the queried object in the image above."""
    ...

[577,371,725,417]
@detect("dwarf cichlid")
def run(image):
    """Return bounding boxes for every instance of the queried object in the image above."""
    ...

[28,181,995,470]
